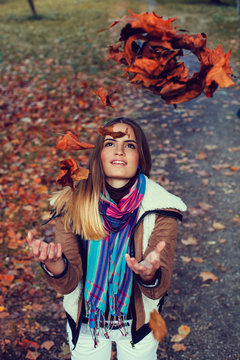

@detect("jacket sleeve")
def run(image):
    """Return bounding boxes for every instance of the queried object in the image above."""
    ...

[41,216,83,295]
[136,215,178,299]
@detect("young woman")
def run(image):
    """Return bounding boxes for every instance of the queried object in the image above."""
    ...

[27,117,187,360]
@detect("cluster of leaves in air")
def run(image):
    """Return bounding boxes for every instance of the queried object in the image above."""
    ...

[101,10,235,104]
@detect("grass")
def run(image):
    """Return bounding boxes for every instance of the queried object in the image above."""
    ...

[0,0,239,74]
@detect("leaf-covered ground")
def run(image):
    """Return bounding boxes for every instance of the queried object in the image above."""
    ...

[0,0,239,359]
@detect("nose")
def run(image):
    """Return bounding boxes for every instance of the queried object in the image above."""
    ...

[114,143,125,156]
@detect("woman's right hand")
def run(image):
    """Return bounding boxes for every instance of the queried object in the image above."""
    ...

[26,231,65,275]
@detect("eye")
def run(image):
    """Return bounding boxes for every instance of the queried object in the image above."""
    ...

[104,141,114,147]
[126,143,136,149]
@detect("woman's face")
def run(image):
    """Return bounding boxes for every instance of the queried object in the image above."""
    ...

[100,123,140,188]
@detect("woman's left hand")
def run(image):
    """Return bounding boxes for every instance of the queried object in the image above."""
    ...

[125,241,165,283]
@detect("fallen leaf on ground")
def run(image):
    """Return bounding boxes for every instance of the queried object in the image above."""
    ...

[149,309,168,342]
[181,236,198,245]
[199,271,218,282]
[0,274,14,287]
[193,257,204,263]
[172,343,187,351]
[181,256,191,264]
[213,222,226,230]
[25,350,40,360]
[41,340,55,350]
[198,201,213,211]
[195,151,208,160]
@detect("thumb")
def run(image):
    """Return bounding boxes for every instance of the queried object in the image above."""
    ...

[155,241,166,254]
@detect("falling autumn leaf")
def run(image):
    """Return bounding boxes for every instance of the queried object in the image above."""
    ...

[199,271,218,282]
[94,87,116,107]
[56,159,89,189]
[103,9,234,104]
[56,131,95,151]
[98,125,129,139]
[149,309,168,342]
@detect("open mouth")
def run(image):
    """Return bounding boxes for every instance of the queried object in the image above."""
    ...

[111,160,127,165]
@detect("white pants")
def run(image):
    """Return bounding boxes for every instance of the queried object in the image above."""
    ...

[67,321,158,360]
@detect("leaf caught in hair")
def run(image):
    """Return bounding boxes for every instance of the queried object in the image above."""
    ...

[149,309,167,342]
[56,131,95,151]
[98,125,129,139]
[102,9,234,104]
[56,159,89,189]
[94,87,116,107]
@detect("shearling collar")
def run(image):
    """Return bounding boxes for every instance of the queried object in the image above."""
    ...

[139,175,187,216]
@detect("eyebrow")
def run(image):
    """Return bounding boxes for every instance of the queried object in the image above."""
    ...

[103,138,137,143]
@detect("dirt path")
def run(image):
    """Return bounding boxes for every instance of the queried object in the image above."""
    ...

[136,83,240,359]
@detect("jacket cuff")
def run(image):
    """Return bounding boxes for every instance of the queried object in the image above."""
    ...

[40,253,68,279]
[135,268,161,288]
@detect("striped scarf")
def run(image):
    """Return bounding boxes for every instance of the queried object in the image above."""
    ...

[84,173,146,343]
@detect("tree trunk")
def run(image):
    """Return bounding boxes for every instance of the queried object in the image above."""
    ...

[27,0,37,17]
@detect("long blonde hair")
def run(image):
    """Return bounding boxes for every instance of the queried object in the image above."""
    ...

[50,117,152,240]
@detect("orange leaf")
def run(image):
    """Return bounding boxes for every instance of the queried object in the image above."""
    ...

[172,343,187,352]
[98,125,129,139]
[56,131,95,151]
[149,309,167,342]
[56,159,89,189]
[94,87,115,107]
[199,271,218,282]
[0,274,14,287]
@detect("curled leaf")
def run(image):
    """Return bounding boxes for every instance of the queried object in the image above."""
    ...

[56,159,89,189]
[56,131,95,151]
[94,87,116,107]
[149,309,168,342]
[98,125,129,139]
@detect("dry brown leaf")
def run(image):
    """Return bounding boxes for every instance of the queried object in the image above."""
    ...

[149,309,168,342]
[193,257,204,263]
[178,325,191,336]
[171,334,186,342]
[56,131,95,151]
[195,151,208,160]
[212,163,230,170]
[180,256,192,264]
[230,166,240,172]
[41,340,55,350]
[198,201,213,211]
[181,236,198,245]
[199,271,218,282]
[172,343,187,351]
[25,350,40,360]
[213,222,226,230]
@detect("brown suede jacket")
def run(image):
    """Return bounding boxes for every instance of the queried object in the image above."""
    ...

[41,176,186,345]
